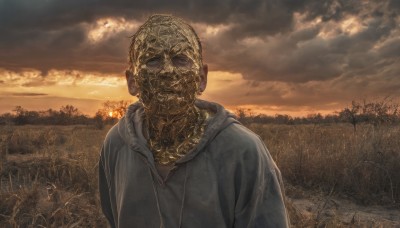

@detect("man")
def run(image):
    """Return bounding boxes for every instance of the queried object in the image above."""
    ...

[99,14,289,228]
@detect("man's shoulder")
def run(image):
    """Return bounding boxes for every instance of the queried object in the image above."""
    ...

[104,123,122,144]
[206,122,271,163]
[214,122,263,150]
[207,122,278,173]
[102,120,126,155]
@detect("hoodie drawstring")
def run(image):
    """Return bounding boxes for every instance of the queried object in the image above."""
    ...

[178,164,189,228]
[149,167,164,228]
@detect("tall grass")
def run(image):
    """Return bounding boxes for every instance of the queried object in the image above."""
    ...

[0,123,399,227]
[0,125,109,227]
[249,123,400,206]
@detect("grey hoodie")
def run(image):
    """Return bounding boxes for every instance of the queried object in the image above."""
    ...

[99,99,289,228]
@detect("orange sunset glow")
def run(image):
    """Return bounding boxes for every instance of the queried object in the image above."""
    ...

[1,1,399,117]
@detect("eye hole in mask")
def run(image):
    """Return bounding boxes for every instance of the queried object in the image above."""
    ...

[145,54,193,70]
[146,56,163,69]
[172,54,192,68]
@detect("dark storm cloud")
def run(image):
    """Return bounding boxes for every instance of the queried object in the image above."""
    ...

[0,0,292,31]
[0,0,300,75]
[0,19,130,74]
[378,37,400,58]
[0,0,399,85]
[203,0,399,81]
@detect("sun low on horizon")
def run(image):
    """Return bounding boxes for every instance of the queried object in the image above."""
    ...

[1,1,399,117]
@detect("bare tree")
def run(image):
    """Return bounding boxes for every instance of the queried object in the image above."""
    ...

[235,108,254,124]
[339,100,361,132]
[60,105,80,118]
[97,100,131,120]
[340,97,400,131]
[361,97,399,126]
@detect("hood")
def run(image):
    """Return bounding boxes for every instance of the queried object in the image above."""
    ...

[117,99,239,166]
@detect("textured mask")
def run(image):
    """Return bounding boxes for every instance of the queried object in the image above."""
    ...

[130,15,203,116]
[128,15,209,165]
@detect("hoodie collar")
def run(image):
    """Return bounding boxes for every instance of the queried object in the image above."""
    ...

[118,99,238,165]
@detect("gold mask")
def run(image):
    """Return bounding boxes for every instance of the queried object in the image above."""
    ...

[130,15,203,116]
[129,15,209,165]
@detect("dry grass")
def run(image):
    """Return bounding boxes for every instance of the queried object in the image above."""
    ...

[248,123,400,206]
[0,125,108,227]
[0,123,399,227]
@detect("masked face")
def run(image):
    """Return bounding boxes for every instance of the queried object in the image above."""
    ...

[131,19,203,116]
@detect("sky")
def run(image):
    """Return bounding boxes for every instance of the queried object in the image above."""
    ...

[0,0,399,117]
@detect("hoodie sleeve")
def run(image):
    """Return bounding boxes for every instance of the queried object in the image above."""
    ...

[233,136,289,228]
[99,145,117,228]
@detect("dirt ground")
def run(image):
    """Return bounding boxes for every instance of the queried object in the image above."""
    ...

[286,183,400,227]
[292,197,400,226]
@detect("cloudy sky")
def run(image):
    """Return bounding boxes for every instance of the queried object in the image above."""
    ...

[0,0,399,116]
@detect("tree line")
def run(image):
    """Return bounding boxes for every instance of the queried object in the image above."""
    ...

[234,97,400,130]
[0,98,399,129]
[0,101,130,129]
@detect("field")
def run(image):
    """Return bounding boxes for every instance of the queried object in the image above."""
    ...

[0,123,399,227]
[249,123,400,227]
